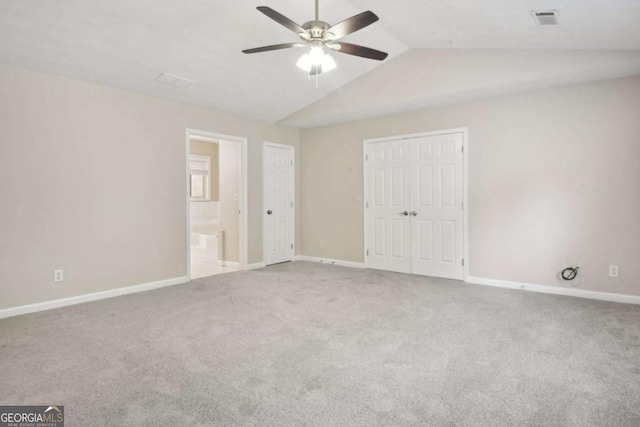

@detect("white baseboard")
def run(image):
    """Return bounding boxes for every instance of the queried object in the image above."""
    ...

[246,262,266,270]
[0,276,189,320]
[296,256,366,269]
[5,270,634,321]
[223,261,240,268]
[466,276,640,305]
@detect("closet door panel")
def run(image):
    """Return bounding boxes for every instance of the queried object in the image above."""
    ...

[410,134,464,279]
[367,140,412,273]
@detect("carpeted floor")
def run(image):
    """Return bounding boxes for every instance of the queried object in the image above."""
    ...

[1,262,639,426]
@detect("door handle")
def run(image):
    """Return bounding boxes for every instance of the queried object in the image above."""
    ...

[411,211,418,216]
[267,210,272,215]
[399,211,409,216]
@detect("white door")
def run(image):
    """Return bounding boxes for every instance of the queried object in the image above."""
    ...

[366,132,464,280]
[367,140,412,273]
[264,144,294,265]
[410,134,464,279]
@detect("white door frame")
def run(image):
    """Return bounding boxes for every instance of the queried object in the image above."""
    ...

[363,127,469,280]
[263,141,295,265]
[185,129,248,279]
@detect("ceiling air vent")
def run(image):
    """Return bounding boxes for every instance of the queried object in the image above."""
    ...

[530,10,559,26]
[154,73,194,89]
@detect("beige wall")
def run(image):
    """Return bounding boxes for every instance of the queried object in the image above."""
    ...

[300,75,640,296]
[2,62,638,311]
[189,140,220,201]
[0,64,299,310]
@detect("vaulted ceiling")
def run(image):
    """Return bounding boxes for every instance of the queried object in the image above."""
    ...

[1,0,639,128]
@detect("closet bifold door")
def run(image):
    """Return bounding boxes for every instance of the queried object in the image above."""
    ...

[409,134,464,280]
[367,139,412,274]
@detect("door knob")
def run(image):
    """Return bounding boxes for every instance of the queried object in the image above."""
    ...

[399,211,409,216]
[267,210,272,215]
[411,211,418,216]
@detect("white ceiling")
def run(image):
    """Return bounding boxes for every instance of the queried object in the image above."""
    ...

[281,49,640,128]
[347,0,640,50]
[0,0,639,128]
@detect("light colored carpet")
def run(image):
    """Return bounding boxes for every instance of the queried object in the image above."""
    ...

[1,262,639,426]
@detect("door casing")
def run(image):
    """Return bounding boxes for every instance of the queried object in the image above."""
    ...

[185,128,248,279]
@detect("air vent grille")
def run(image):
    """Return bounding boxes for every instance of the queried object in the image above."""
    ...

[154,73,194,89]
[531,10,559,26]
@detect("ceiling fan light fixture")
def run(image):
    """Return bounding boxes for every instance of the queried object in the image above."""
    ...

[296,52,336,74]
[296,53,312,72]
[320,53,336,72]
[308,44,325,66]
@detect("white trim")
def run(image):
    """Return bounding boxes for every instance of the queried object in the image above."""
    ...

[462,130,469,279]
[466,276,640,305]
[296,256,366,269]
[364,128,469,144]
[362,128,469,280]
[0,276,189,320]
[186,129,248,279]
[263,141,296,266]
[205,260,241,268]
[246,262,267,270]
[241,135,248,269]
[362,141,368,268]
[222,261,240,268]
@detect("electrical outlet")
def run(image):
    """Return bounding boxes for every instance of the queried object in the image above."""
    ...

[54,269,64,283]
[609,265,619,278]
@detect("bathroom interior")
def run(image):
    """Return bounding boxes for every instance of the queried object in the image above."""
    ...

[189,136,240,279]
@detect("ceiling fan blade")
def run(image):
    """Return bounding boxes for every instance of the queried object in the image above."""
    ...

[324,11,379,41]
[257,6,308,36]
[242,43,303,54]
[328,42,388,61]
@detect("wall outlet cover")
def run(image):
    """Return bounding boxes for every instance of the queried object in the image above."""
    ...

[54,269,64,283]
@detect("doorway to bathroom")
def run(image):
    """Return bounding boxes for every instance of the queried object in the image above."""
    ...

[186,129,247,279]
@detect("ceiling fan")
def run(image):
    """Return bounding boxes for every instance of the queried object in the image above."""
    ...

[242,0,388,75]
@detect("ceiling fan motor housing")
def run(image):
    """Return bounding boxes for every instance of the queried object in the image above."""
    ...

[302,21,330,40]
